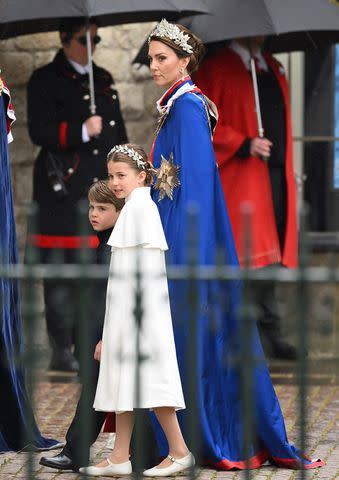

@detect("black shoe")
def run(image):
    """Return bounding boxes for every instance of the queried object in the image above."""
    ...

[39,453,77,471]
[49,348,79,372]
[271,340,297,360]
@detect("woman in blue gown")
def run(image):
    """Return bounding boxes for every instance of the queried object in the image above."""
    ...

[147,19,323,470]
[0,77,59,452]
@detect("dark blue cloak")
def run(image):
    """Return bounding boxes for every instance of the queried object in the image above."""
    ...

[0,92,59,452]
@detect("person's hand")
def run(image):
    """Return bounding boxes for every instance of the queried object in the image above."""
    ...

[94,340,102,362]
[85,115,103,137]
[250,137,272,159]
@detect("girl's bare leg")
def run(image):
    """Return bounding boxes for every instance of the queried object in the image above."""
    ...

[95,411,134,467]
[153,407,190,468]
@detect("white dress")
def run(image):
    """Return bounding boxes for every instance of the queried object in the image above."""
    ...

[93,187,185,413]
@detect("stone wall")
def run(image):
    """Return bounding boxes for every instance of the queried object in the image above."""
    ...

[0,23,161,255]
[1,26,338,360]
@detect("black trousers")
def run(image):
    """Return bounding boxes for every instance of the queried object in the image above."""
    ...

[62,366,106,468]
[252,269,283,346]
[44,279,78,352]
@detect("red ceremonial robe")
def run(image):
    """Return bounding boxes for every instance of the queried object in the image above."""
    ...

[194,47,298,269]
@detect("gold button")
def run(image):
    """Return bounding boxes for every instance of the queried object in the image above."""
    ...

[112,94,117,100]
[67,168,74,174]
[93,149,99,155]
[109,120,116,126]
[83,94,90,100]
[93,177,98,182]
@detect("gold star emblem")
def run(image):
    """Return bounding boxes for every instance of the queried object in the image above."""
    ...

[154,152,180,201]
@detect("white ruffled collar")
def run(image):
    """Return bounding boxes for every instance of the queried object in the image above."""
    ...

[156,77,197,115]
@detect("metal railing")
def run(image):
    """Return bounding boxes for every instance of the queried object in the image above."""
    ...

[0,206,338,479]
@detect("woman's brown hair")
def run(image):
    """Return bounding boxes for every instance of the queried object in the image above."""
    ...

[150,23,206,75]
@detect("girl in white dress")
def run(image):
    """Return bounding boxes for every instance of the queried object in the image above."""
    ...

[80,144,194,477]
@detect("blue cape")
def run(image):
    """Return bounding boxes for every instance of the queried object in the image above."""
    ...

[151,78,322,469]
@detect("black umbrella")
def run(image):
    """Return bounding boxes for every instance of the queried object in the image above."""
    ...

[0,0,209,113]
[134,0,339,137]
[135,0,339,60]
[0,0,209,39]
[178,0,339,53]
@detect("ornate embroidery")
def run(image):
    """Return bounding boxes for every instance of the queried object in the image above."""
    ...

[154,152,180,201]
[154,112,168,138]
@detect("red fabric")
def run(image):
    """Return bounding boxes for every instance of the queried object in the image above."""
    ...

[103,413,116,433]
[204,449,269,470]
[59,121,68,148]
[271,456,325,470]
[28,234,99,249]
[194,48,298,269]
[204,449,325,470]
[2,79,16,135]
[158,75,191,107]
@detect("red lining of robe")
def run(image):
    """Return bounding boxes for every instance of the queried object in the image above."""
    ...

[194,48,298,269]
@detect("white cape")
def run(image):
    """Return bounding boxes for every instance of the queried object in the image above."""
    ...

[107,187,168,250]
[93,187,185,413]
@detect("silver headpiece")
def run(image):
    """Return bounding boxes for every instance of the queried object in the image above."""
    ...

[109,145,146,169]
[148,19,193,54]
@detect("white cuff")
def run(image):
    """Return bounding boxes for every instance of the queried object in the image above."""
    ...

[82,122,90,143]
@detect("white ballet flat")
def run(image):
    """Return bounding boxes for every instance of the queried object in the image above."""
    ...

[79,458,132,476]
[143,452,195,477]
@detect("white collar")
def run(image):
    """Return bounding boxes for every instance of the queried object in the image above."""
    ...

[67,57,90,74]
[156,81,197,115]
[125,186,151,203]
[230,40,268,72]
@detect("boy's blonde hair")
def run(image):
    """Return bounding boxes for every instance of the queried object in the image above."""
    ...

[88,180,125,211]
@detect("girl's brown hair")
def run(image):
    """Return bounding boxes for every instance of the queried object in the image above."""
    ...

[88,180,125,211]
[150,23,206,75]
[107,143,154,186]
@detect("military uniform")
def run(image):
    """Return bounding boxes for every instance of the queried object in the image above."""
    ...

[27,49,128,252]
[27,49,128,368]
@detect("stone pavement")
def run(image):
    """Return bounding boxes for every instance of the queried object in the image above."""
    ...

[0,382,338,480]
